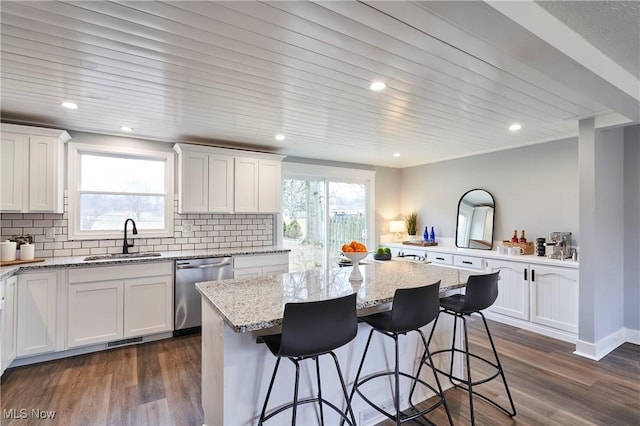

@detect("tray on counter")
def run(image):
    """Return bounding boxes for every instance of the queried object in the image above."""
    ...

[402,241,438,247]
[0,258,45,267]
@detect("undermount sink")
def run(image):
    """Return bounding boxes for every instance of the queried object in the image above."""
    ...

[83,252,162,261]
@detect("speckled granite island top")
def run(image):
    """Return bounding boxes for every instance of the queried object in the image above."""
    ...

[196,261,473,333]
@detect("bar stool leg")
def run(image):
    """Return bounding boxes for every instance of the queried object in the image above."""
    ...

[461,315,476,426]
[447,313,459,389]
[292,359,300,426]
[393,334,401,426]
[344,328,375,421]
[479,312,517,417]
[315,356,325,425]
[259,358,281,425]
[329,351,357,426]
[414,330,454,426]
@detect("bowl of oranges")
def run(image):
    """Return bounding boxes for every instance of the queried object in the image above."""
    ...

[341,241,369,281]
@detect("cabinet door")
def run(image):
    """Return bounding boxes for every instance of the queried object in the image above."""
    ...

[2,276,18,370]
[67,281,124,348]
[233,267,262,279]
[262,264,289,275]
[530,266,578,333]
[234,157,259,212]
[208,154,234,212]
[0,132,28,211]
[486,260,529,320]
[17,272,57,357]
[124,276,173,338]
[258,159,282,212]
[28,136,61,212]
[180,150,210,213]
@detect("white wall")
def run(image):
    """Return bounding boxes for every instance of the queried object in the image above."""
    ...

[399,138,579,246]
[624,125,640,332]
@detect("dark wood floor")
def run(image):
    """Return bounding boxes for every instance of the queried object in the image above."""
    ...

[1,319,638,425]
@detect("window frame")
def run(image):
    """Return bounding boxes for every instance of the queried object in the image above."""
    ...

[67,142,175,240]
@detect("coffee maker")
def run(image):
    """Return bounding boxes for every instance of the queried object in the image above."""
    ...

[546,232,572,260]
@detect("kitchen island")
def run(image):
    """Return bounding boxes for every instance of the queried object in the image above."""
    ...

[196,260,472,426]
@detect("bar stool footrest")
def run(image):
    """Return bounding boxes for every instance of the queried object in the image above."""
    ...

[354,371,447,424]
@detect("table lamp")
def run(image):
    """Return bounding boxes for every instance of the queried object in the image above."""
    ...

[389,221,405,242]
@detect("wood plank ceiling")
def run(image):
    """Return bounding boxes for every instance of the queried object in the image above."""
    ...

[1,1,638,167]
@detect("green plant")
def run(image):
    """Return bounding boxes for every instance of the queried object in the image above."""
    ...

[405,212,418,235]
[286,220,302,238]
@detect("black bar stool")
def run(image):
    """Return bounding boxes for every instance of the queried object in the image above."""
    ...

[427,271,516,425]
[257,293,358,425]
[346,282,453,425]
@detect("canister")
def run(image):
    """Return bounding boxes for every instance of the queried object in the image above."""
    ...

[20,243,35,260]
[1,240,17,261]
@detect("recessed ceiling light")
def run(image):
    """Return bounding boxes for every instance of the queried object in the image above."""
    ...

[509,123,522,132]
[120,126,133,132]
[61,101,78,110]
[275,134,285,141]
[392,152,400,157]
[369,81,386,91]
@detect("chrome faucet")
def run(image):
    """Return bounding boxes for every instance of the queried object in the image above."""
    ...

[123,218,138,254]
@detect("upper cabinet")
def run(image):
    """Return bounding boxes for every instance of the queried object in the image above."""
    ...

[1,124,70,213]
[174,143,284,214]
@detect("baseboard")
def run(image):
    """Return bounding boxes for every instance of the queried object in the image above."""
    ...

[574,328,626,361]
[623,327,640,345]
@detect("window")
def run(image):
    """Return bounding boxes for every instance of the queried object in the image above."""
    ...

[281,163,375,272]
[68,143,174,240]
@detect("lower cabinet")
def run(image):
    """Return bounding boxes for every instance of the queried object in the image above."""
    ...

[67,262,173,349]
[486,259,578,335]
[17,272,58,357]
[530,265,578,333]
[1,276,18,372]
[233,253,289,279]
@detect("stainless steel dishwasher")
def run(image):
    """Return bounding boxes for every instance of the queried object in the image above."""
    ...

[174,257,233,336]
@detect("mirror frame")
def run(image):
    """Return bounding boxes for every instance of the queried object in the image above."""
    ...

[455,189,495,250]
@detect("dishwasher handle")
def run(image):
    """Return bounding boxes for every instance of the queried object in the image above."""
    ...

[176,260,232,270]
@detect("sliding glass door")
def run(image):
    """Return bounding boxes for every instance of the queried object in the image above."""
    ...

[282,176,370,272]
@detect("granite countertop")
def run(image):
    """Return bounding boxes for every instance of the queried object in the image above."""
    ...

[0,246,290,280]
[196,260,473,333]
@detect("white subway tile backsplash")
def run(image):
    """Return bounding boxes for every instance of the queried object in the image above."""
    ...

[1,201,274,257]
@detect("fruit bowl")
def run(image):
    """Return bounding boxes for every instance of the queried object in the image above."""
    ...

[373,252,392,261]
[341,251,369,281]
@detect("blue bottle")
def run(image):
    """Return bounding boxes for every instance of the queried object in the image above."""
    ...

[430,227,436,243]
[423,226,429,242]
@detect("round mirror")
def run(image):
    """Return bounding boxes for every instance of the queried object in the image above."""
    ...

[455,189,495,249]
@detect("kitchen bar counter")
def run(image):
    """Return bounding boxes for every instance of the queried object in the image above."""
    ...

[196,260,471,425]
[197,260,470,332]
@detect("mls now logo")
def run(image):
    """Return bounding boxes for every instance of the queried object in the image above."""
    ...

[4,408,56,419]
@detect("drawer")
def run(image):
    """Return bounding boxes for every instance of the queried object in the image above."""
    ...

[454,255,484,270]
[233,252,289,269]
[427,252,453,265]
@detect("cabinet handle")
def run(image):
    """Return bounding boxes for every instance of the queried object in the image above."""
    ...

[524,269,528,281]
[531,269,535,282]
[436,257,445,261]
[462,260,472,265]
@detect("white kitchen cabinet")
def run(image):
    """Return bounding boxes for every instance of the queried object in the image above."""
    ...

[233,253,289,279]
[530,265,578,333]
[67,262,173,348]
[17,271,58,357]
[124,275,173,337]
[0,123,70,213]
[257,159,282,213]
[1,276,18,373]
[67,280,124,348]
[174,143,283,214]
[485,259,530,320]
[234,156,282,213]
[174,144,234,213]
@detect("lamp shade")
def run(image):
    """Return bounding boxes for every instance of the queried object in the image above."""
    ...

[389,221,405,233]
